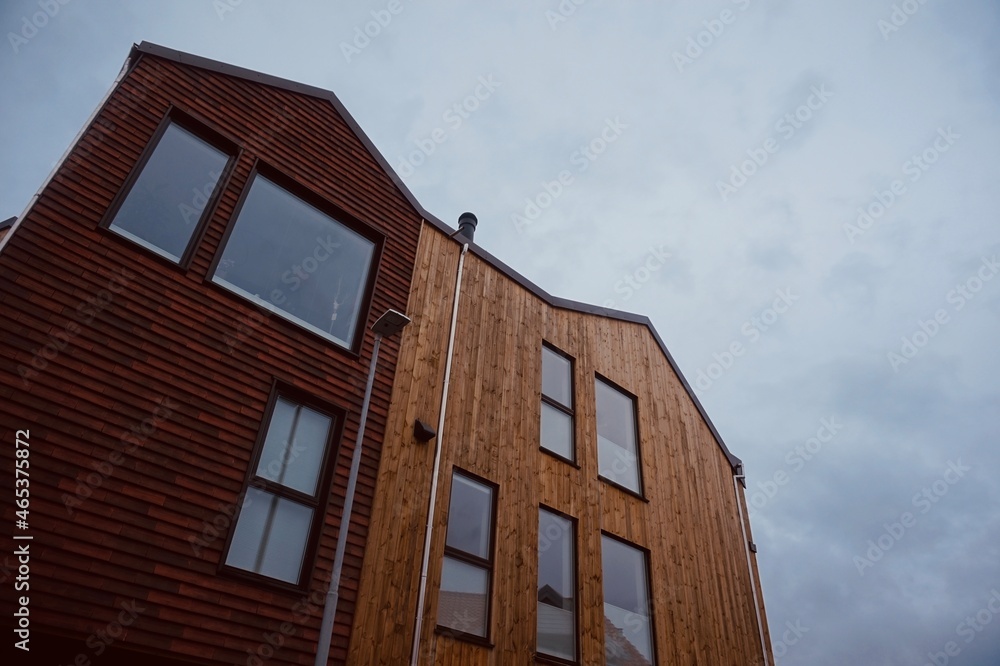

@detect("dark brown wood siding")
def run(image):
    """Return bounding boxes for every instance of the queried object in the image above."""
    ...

[0,51,422,665]
[349,226,773,665]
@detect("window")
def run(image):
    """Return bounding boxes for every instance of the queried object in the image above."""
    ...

[211,171,380,350]
[537,508,577,662]
[601,535,654,666]
[595,376,642,494]
[540,344,575,462]
[438,470,497,640]
[106,116,234,263]
[224,392,337,585]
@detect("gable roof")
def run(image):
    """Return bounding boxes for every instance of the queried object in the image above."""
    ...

[129,42,742,471]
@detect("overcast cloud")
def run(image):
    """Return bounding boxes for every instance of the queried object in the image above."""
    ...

[2,2,998,664]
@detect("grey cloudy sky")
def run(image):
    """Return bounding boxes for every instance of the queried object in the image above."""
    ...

[2,1,998,664]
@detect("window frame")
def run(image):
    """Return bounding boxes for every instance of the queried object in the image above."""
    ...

[539,342,577,466]
[599,531,658,666]
[98,106,240,269]
[535,505,579,665]
[207,160,385,355]
[594,373,646,500]
[435,467,499,646]
[219,380,344,592]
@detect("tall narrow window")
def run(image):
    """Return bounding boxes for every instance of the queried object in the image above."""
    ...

[537,508,577,662]
[211,171,380,350]
[540,344,575,462]
[438,470,497,640]
[224,393,336,585]
[107,117,233,263]
[595,376,642,494]
[601,535,654,665]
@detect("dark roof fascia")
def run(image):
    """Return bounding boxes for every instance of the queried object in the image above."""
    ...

[0,216,15,230]
[128,41,741,471]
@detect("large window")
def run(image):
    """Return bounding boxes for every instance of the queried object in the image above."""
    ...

[224,392,336,585]
[212,171,379,349]
[537,508,577,662]
[107,117,233,263]
[438,470,497,640]
[595,376,642,494]
[601,535,654,666]
[540,344,575,462]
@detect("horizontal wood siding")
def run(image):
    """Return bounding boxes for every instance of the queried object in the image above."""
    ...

[0,52,422,664]
[350,226,772,665]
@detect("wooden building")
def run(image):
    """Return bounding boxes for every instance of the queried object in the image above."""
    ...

[0,43,770,665]
[349,226,772,665]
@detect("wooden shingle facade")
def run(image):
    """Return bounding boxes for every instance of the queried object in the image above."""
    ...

[1,42,423,665]
[1,42,771,665]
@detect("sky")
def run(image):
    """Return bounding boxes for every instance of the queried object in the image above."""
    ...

[2,1,999,664]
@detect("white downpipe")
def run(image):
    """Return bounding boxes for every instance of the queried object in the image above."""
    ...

[0,54,132,256]
[408,242,468,666]
[735,472,770,666]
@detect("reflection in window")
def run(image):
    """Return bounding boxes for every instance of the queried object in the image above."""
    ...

[213,174,376,348]
[438,470,496,638]
[602,535,654,666]
[596,377,642,493]
[109,121,231,262]
[225,394,334,585]
[537,508,576,661]
[540,344,575,461]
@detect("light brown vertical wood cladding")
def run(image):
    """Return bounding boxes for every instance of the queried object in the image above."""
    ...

[0,49,422,665]
[351,226,773,665]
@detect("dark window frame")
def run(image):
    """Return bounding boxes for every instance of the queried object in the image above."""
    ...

[436,467,499,647]
[594,373,646,499]
[98,105,241,269]
[206,159,385,356]
[535,504,580,666]
[540,342,577,466]
[219,379,345,592]
[599,530,658,666]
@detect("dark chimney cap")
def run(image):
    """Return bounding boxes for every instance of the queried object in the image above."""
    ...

[457,212,478,242]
